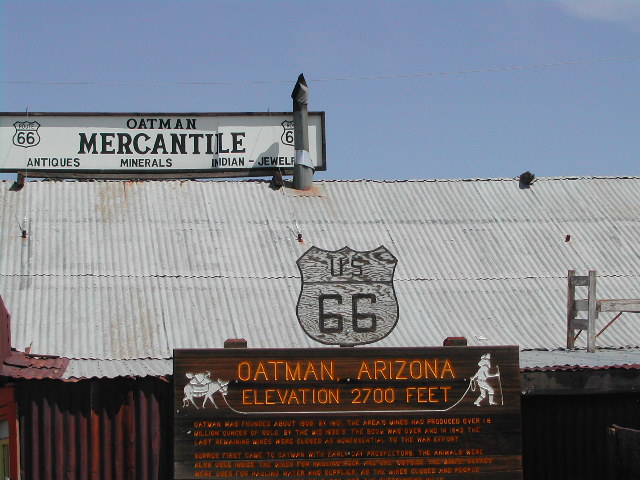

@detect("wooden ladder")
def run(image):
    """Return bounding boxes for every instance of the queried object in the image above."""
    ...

[567,270,640,352]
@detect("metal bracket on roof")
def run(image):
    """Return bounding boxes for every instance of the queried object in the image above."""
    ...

[9,172,25,191]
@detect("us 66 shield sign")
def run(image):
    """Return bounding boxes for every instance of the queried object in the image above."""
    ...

[296,246,399,346]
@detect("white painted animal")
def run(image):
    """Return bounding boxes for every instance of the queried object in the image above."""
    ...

[183,372,229,409]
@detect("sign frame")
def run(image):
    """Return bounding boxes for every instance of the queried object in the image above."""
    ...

[0,112,326,179]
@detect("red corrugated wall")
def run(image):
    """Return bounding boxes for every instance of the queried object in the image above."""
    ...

[16,377,172,480]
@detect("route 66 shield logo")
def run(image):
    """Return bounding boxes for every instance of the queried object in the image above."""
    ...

[13,121,41,148]
[296,246,399,346]
[281,120,294,146]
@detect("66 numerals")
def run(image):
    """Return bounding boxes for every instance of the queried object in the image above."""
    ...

[14,131,38,146]
[318,293,377,334]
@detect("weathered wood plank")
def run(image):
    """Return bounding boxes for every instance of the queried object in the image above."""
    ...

[570,276,590,287]
[587,271,598,353]
[575,299,589,312]
[607,424,640,480]
[578,299,640,313]
[598,299,640,313]
[571,318,589,330]
[567,270,577,349]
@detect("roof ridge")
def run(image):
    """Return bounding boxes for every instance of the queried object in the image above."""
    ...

[2,175,639,185]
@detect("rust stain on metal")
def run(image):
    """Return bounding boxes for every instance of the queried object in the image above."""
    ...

[291,183,325,197]
[96,183,122,223]
[1,295,69,379]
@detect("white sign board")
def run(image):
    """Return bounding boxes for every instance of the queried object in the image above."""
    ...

[0,113,325,178]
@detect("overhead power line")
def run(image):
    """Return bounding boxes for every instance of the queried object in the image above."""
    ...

[2,54,640,87]
[312,54,640,82]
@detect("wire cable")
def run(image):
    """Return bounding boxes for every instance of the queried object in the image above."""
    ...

[2,55,640,87]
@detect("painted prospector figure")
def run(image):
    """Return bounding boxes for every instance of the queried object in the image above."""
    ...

[471,353,501,406]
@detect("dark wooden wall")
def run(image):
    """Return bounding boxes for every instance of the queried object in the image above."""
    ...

[16,378,172,480]
[521,392,640,480]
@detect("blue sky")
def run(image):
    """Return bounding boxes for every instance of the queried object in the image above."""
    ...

[1,0,639,181]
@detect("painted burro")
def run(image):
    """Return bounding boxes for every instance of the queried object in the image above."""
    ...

[296,246,399,346]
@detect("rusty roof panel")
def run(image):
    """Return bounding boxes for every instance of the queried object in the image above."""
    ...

[62,359,172,379]
[520,347,640,371]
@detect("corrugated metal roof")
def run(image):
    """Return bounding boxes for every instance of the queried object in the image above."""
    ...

[61,358,172,379]
[2,176,640,376]
[520,347,640,371]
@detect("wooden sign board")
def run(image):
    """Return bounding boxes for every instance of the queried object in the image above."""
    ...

[174,347,522,479]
